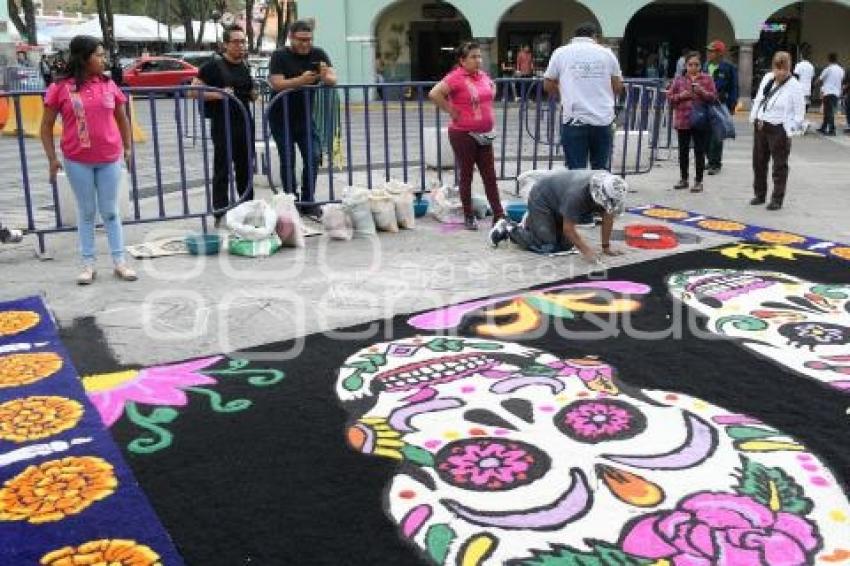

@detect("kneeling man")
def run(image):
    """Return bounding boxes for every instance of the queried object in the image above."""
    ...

[489,170,626,262]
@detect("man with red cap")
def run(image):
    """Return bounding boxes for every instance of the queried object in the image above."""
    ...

[704,40,738,175]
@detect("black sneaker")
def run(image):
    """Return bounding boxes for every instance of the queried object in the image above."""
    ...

[213,216,223,229]
[488,218,509,248]
[707,167,720,175]
[464,215,479,231]
[750,197,766,205]
[766,202,783,211]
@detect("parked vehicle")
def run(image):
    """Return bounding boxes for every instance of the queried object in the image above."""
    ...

[122,57,199,88]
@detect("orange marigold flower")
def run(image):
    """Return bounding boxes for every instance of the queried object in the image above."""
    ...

[0,310,40,337]
[0,456,117,524]
[755,231,806,245]
[0,396,84,443]
[697,219,747,232]
[40,538,162,565]
[642,208,690,220]
[0,352,63,388]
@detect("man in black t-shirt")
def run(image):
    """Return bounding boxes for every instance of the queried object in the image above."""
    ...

[193,25,257,224]
[268,20,337,215]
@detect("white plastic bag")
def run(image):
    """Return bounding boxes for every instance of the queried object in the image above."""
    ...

[369,189,399,232]
[321,203,354,241]
[516,166,567,202]
[342,186,377,237]
[471,194,490,220]
[384,180,415,229]
[56,168,131,227]
[271,193,306,248]
[430,184,464,224]
[225,200,277,241]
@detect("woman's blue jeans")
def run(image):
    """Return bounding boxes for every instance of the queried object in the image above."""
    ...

[64,159,125,265]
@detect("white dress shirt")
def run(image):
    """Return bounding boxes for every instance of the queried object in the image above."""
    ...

[819,63,845,97]
[793,60,815,97]
[750,73,806,136]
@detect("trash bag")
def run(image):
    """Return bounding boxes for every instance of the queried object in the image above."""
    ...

[516,167,566,202]
[228,235,282,257]
[271,193,306,248]
[384,179,415,229]
[225,200,277,241]
[322,203,354,240]
[430,184,464,224]
[370,189,399,232]
[342,186,377,237]
[471,194,491,220]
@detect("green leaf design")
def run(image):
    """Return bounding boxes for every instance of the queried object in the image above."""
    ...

[204,359,285,387]
[345,353,388,373]
[125,401,176,455]
[520,364,559,378]
[186,387,252,413]
[524,295,576,320]
[401,444,435,467]
[425,523,455,564]
[811,285,849,300]
[716,315,769,333]
[462,341,504,351]
[343,372,364,392]
[734,456,813,515]
[425,338,464,352]
[513,541,652,566]
[725,426,780,441]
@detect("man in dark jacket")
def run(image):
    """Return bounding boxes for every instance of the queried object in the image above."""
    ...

[704,40,738,175]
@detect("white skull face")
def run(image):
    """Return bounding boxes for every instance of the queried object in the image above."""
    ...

[337,337,849,565]
[668,269,850,392]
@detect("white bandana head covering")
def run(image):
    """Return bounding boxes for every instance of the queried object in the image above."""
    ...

[589,172,628,216]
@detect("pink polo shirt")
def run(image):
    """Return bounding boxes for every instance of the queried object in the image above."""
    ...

[44,76,127,164]
[443,66,495,133]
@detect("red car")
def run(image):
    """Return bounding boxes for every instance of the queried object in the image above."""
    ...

[122,57,198,88]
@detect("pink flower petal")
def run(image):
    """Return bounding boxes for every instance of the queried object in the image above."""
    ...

[622,515,679,558]
[713,531,764,565]
[683,494,773,529]
[756,531,808,565]
[687,523,716,557]
[88,391,127,427]
[773,513,819,552]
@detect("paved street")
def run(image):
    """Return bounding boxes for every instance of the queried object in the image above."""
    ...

[1,108,849,368]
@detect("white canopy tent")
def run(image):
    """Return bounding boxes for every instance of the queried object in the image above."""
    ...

[50,15,173,49]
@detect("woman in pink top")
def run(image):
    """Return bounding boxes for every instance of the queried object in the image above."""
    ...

[40,35,135,285]
[667,51,717,193]
[429,41,505,231]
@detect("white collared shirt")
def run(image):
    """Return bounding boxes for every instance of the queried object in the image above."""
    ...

[544,37,622,126]
[819,63,845,97]
[750,73,806,136]
[793,60,815,96]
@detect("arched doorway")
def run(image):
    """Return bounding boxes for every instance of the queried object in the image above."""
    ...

[622,1,735,79]
[373,0,472,82]
[756,1,850,92]
[495,0,600,79]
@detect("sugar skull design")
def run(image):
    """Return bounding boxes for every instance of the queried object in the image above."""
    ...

[336,337,850,565]
[668,269,850,391]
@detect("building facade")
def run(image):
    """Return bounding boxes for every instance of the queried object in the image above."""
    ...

[301,0,850,104]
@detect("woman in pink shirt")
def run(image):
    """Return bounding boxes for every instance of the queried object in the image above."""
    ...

[667,52,717,193]
[429,41,505,231]
[40,35,135,285]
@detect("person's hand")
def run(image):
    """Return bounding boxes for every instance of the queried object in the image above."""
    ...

[581,249,602,264]
[123,148,132,169]
[318,62,330,81]
[601,245,624,257]
[48,158,62,182]
[249,89,258,102]
[300,70,318,86]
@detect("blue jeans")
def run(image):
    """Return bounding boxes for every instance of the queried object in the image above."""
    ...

[561,123,613,171]
[64,159,124,265]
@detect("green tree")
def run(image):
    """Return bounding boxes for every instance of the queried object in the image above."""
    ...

[7,0,38,45]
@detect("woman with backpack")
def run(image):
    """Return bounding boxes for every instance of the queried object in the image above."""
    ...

[749,51,805,211]
[667,51,717,193]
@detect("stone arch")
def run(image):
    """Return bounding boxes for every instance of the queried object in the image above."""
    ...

[372,0,472,81]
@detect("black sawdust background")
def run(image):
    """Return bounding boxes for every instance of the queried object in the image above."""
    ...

[63,246,850,566]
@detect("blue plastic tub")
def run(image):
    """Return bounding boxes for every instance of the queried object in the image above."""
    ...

[413,198,429,218]
[505,202,527,223]
[185,233,221,255]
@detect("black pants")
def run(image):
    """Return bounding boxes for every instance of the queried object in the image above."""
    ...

[677,128,709,182]
[507,196,573,254]
[211,116,254,218]
[753,122,791,205]
[269,120,322,205]
[707,130,723,170]
[821,95,838,133]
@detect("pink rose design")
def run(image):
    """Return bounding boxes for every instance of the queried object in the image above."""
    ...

[621,492,820,566]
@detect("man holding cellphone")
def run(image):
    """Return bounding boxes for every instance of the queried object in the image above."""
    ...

[268,20,337,217]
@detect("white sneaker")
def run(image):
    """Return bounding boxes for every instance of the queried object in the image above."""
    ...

[488,218,510,248]
[76,265,96,285]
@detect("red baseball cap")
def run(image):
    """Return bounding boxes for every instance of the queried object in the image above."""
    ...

[707,40,726,54]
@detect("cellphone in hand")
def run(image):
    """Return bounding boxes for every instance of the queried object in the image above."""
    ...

[311,61,322,72]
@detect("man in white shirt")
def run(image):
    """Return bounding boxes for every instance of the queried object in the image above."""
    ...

[543,22,623,173]
[817,53,845,136]
[792,53,815,109]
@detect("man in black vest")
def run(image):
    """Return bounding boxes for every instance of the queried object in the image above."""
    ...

[268,20,337,217]
[193,25,257,225]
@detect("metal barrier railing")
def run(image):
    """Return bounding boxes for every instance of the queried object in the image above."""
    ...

[3,78,669,253]
[1,84,253,255]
